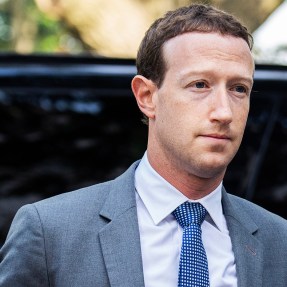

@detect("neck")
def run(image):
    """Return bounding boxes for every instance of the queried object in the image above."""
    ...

[147,151,225,200]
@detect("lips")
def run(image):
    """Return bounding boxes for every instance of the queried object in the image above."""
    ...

[199,133,232,142]
[204,134,231,140]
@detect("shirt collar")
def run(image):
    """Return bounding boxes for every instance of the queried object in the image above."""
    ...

[135,152,225,232]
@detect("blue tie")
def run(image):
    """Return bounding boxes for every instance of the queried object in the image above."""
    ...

[173,202,210,287]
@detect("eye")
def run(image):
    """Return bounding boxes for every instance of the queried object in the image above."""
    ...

[194,81,206,89]
[232,85,248,94]
[185,80,209,91]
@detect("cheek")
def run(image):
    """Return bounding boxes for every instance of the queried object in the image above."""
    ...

[157,94,181,123]
[156,101,195,143]
[233,110,249,147]
[233,99,249,124]
[240,106,249,126]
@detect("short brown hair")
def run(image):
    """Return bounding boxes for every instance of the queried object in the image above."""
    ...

[136,4,253,87]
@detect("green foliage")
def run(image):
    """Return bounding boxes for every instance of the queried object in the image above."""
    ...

[34,12,68,52]
[0,1,12,50]
[0,0,83,53]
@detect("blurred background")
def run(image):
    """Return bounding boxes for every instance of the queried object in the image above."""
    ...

[1,0,287,246]
[0,0,286,61]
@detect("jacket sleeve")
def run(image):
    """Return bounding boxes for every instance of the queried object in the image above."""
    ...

[0,204,49,286]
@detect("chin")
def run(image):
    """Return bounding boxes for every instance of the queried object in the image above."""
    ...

[190,158,230,179]
[198,167,226,180]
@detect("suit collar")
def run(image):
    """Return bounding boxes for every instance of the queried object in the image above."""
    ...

[99,161,145,287]
[222,188,263,287]
[99,161,140,221]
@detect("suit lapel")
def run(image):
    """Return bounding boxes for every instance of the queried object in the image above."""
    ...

[99,162,145,287]
[97,163,264,287]
[222,190,263,287]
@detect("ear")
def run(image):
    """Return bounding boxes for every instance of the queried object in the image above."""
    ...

[131,75,157,120]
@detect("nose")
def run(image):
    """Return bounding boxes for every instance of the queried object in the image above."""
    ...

[209,88,233,124]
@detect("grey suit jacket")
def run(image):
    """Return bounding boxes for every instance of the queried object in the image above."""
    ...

[1,161,287,287]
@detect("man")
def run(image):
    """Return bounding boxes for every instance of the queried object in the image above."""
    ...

[1,4,287,287]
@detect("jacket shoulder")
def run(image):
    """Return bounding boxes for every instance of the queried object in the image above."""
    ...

[35,179,113,213]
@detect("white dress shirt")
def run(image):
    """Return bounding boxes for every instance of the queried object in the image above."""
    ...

[135,152,237,287]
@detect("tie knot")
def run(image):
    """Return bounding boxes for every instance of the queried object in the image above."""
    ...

[173,202,207,228]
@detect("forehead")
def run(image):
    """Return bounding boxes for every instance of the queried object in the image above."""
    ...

[162,32,254,75]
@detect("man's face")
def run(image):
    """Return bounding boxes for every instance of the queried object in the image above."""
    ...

[148,32,254,180]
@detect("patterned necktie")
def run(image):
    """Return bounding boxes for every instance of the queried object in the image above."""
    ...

[173,202,210,287]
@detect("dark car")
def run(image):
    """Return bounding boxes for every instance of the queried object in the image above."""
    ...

[0,54,287,245]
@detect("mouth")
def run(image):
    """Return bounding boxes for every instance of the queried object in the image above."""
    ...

[199,134,232,142]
